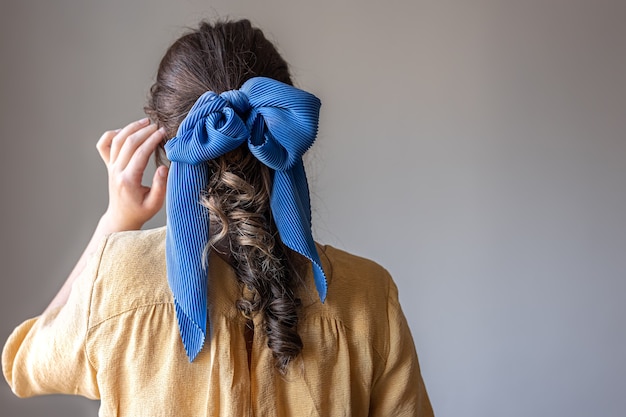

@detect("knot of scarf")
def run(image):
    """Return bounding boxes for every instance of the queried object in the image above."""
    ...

[164,76,327,361]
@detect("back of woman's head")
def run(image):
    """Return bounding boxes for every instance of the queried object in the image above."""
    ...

[146,20,305,373]
[146,19,292,139]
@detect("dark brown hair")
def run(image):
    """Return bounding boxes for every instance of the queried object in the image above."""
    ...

[145,20,304,373]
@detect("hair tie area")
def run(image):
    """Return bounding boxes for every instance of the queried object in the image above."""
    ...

[219,89,251,115]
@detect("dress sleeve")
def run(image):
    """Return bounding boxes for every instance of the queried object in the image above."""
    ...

[1,236,107,400]
[369,278,434,417]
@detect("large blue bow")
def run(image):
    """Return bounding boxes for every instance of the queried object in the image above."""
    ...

[164,77,327,361]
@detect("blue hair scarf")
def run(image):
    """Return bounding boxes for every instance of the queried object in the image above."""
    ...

[165,77,327,361]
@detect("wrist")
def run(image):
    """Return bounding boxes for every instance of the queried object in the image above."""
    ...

[99,211,143,235]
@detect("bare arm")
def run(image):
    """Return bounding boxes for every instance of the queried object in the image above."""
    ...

[44,117,168,314]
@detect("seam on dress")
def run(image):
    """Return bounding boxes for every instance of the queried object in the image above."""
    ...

[370,272,392,388]
[85,233,111,378]
[87,301,174,330]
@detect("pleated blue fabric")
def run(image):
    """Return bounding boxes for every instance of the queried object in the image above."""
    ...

[164,77,327,361]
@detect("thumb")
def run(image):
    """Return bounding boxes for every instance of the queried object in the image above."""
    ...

[144,165,168,212]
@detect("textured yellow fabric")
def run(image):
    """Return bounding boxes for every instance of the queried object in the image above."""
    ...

[3,227,434,416]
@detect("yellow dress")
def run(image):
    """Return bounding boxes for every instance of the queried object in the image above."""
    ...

[3,227,433,416]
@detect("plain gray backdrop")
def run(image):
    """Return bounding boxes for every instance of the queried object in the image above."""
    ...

[1,1,625,416]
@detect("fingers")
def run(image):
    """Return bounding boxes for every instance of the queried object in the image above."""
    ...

[96,128,121,164]
[114,124,161,172]
[110,117,152,163]
[97,118,170,231]
[97,117,151,165]
[98,118,166,177]
[120,126,166,186]
[143,165,169,213]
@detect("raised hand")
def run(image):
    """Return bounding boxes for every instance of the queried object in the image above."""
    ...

[44,118,169,313]
[96,117,168,232]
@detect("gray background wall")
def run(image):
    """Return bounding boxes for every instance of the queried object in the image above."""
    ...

[1,0,624,416]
